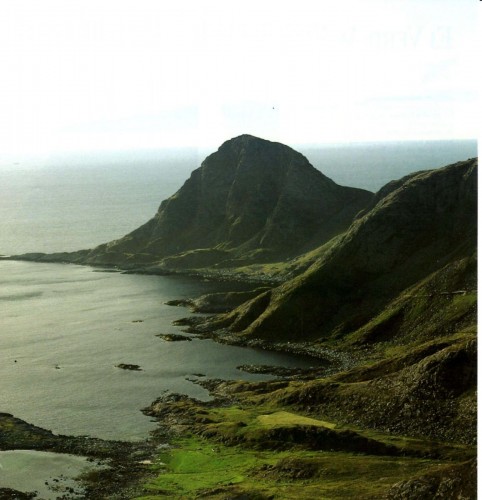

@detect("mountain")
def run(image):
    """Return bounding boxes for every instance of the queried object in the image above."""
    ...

[189,157,477,453]
[210,157,476,342]
[16,135,372,269]
[146,152,477,498]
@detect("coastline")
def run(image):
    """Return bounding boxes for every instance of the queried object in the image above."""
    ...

[1,249,476,497]
[0,413,155,498]
[0,262,320,498]
[0,255,286,286]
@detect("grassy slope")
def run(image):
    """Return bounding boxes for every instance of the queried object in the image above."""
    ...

[199,160,477,344]
[140,438,449,499]
[135,260,476,497]
[135,393,475,499]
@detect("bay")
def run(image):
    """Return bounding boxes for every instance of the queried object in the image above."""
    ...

[0,260,317,441]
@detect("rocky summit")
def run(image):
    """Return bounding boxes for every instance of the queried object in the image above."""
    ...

[18,135,372,269]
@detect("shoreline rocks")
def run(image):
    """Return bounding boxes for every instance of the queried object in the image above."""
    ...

[116,363,142,371]
[156,333,192,342]
[236,364,328,379]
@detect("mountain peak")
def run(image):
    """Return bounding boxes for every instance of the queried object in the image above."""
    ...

[32,137,373,269]
[226,133,262,141]
[222,134,272,145]
[217,134,297,155]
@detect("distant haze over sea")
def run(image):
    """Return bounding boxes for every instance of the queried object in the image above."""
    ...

[299,139,477,190]
[0,139,476,255]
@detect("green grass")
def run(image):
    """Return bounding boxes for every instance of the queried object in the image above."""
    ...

[132,397,473,499]
[444,293,477,322]
[382,329,474,360]
[256,411,336,430]
[136,434,448,499]
[213,237,343,281]
[141,437,261,495]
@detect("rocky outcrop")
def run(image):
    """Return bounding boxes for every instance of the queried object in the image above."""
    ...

[385,459,476,500]
[166,287,272,313]
[271,336,476,445]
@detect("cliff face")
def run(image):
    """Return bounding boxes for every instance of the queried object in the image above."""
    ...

[214,158,477,342]
[77,135,372,267]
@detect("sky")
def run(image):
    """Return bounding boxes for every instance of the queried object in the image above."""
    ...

[0,0,478,156]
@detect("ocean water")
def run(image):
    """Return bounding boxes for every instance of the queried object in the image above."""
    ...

[299,139,477,191]
[0,260,317,441]
[0,148,200,255]
[0,140,476,440]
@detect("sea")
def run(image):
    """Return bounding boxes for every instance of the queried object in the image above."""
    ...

[0,139,477,496]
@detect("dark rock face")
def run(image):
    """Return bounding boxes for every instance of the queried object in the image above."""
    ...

[156,333,192,342]
[79,135,372,267]
[0,489,36,499]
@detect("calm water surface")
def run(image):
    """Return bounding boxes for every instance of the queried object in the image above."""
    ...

[0,260,318,441]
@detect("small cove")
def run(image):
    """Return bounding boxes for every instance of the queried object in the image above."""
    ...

[0,260,320,442]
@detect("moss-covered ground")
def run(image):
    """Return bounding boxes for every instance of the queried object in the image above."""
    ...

[135,395,474,499]
[138,436,449,499]
[143,256,476,498]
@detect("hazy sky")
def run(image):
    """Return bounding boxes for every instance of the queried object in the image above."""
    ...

[0,0,478,155]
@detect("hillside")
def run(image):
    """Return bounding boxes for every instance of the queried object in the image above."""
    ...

[204,158,476,342]
[178,157,477,451]
[12,135,372,270]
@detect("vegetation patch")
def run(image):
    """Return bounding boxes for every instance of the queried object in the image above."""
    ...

[136,432,453,499]
[136,389,476,499]
[256,411,336,430]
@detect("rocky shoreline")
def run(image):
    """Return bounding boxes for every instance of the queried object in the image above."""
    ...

[0,254,284,286]
[1,310,476,499]
[171,314,362,373]
[0,412,158,499]
[0,286,334,499]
